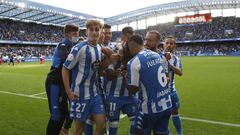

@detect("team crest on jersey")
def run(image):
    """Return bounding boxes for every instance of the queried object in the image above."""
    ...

[76,113,81,118]
[67,54,74,61]
[60,43,65,46]
[109,111,114,117]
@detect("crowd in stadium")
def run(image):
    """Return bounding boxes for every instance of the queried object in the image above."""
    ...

[0,19,63,42]
[0,16,240,63]
[0,45,54,62]
[172,43,240,56]
[147,17,240,41]
[1,17,240,43]
[111,17,240,42]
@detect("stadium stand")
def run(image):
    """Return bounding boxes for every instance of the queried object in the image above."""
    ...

[0,19,63,42]
[0,0,240,63]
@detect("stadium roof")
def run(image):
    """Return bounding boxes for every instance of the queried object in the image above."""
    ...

[0,0,97,27]
[104,0,240,25]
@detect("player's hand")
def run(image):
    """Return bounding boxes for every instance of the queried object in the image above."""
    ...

[110,53,121,62]
[165,52,172,61]
[121,70,128,79]
[101,47,114,58]
[67,92,79,101]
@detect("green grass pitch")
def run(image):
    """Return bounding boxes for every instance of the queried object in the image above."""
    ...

[0,56,239,135]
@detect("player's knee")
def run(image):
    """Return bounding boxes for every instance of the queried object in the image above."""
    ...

[95,123,106,135]
[74,121,85,135]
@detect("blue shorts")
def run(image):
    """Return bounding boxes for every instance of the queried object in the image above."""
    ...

[135,108,172,134]
[106,96,138,121]
[70,94,105,122]
[171,91,180,109]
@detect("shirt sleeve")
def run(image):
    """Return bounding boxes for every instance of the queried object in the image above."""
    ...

[57,43,69,62]
[175,56,182,70]
[127,56,141,87]
[63,46,81,70]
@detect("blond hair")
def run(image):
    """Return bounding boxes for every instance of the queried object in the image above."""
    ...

[86,19,103,29]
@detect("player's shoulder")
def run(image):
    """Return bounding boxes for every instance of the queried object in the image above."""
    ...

[58,42,67,48]
[74,41,88,50]
[173,54,180,61]
[128,54,141,67]
[59,38,71,46]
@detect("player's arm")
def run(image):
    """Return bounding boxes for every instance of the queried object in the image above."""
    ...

[104,67,121,80]
[124,57,141,94]
[58,43,69,62]
[169,57,183,76]
[62,67,78,100]
[62,46,80,100]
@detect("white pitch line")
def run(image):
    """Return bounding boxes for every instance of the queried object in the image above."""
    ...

[0,90,240,128]
[119,114,240,128]
[30,92,46,96]
[0,90,47,100]
[181,116,240,128]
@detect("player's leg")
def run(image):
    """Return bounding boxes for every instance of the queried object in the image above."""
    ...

[59,92,70,135]
[171,91,182,135]
[92,95,106,135]
[106,97,121,135]
[70,99,90,135]
[74,120,86,135]
[45,80,62,135]
[134,111,147,135]
[153,109,172,135]
[84,115,94,135]
[122,98,138,135]
[108,108,120,135]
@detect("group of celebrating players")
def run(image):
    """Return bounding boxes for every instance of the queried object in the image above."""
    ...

[45,19,183,135]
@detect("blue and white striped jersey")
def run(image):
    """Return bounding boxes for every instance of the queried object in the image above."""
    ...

[127,49,172,114]
[102,42,132,98]
[168,54,182,92]
[63,41,103,100]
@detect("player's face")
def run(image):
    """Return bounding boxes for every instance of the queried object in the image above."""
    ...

[121,33,127,42]
[86,25,102,44]
[98,30,104,44]
[164,38,176,52]
[103,28,112,44]
[144,33,158,50]
[66,31,79,41]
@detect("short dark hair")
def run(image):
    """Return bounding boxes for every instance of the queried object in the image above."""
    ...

[128,34,144,46]
[148,30,160,41]
[64,24,79,34]
[104,24,111,29]
[122,26,134,35]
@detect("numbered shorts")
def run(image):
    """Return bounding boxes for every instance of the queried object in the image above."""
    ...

[106,96,138,121]
[135,108,172,134]
[171,91,180,109]
[70,94,105,122]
